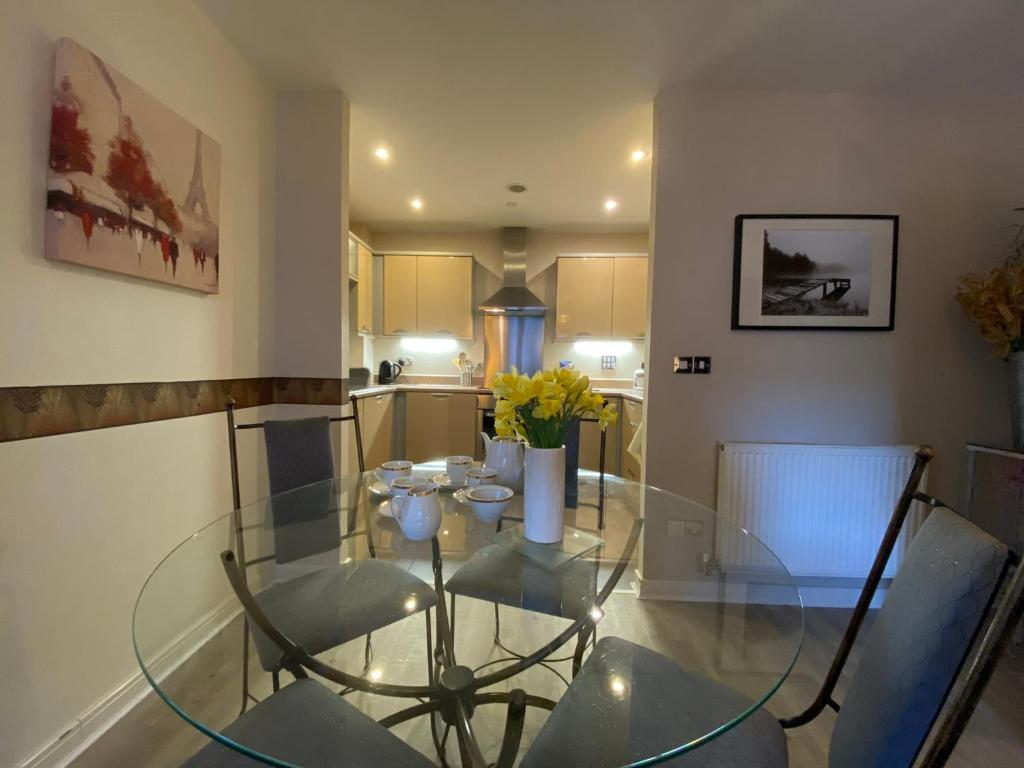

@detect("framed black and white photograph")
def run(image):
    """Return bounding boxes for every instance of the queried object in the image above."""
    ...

[731,214,898,330]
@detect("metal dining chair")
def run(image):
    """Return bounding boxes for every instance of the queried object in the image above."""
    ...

[519,447,1024,768]
[445,418,608,672]
[225,396,438,713]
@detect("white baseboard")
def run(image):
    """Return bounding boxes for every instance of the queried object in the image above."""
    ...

[19,599,239,768]
[633,569,888,609]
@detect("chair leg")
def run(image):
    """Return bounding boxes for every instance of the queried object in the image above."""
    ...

[493,602,502,644]
[271,669,280,692]
[363,632,373,672]
[449,594,456,656]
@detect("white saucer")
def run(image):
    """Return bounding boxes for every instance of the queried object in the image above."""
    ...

[377,499,394,517]
[433,473,468,491]
[368,480,392,497]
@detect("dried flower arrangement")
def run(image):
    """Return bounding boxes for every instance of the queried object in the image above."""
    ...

[955,208,1024,359]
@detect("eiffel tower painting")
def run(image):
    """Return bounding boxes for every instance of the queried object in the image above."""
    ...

[183,128,210,221]
[45,38,222,294]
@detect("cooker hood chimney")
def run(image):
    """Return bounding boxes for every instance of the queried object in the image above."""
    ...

[479,227,546,316]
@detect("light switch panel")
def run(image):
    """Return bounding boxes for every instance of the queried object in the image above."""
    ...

[673,355,694,374]
[600,355,617,370]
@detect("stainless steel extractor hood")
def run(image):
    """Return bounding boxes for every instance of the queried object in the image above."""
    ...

[481,227,546,385]
[479,227,546,316]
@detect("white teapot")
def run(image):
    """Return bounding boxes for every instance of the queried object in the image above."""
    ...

[481,433,524,492]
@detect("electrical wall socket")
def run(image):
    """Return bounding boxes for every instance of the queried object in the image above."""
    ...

[600,355,617,370]
[667,519,706,537]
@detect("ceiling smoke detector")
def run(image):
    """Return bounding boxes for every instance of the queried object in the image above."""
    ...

[505,201,518,208]
[505,183,528,194]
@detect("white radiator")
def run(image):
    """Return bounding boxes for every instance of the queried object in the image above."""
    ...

[715,442,926,580]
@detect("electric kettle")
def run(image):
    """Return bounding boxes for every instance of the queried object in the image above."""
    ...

[378,359,403,384]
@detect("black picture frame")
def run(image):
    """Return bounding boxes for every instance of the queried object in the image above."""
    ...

[731,214,899,331]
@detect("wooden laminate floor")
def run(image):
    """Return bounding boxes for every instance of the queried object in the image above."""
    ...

[71,596,1024,767]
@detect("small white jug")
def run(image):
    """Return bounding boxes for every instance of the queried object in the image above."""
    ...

[391,482,442,541]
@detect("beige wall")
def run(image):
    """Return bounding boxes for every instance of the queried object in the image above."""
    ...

[0,3,276,765]
[274,92,349,378]
[644,88,1024,580]
[365,228,649,378]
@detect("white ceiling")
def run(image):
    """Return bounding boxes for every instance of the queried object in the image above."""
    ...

[198,0,1023,231]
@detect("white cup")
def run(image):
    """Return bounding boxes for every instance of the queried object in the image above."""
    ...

[391,482,442,541]
[466,467,499,487]
[376,460,413,485]
[465,484,514,523]
[390,474,432,498]
[445,455,473,486]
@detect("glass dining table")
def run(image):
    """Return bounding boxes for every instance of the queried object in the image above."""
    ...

[133,465,803,767]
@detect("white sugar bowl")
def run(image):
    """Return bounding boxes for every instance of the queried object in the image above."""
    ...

[465,485,514,523]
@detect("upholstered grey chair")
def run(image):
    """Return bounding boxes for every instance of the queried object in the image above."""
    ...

[225,403,438,711]
[520,505,1014,768]
[181,678,435,767]
[445,417,607,658]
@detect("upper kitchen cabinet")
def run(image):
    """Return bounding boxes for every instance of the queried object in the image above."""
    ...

[355,241,374,334]
[555,255,648,340]
[384,254,473,338]
[383,254,418,335]
[416,256,473,338]
[555,257,614,339]
[611,256,649,339]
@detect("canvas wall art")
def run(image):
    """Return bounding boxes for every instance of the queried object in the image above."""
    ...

[46,38,221,293]
[731,215,898,330]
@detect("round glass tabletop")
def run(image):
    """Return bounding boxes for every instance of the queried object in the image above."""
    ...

[133,467,803,767]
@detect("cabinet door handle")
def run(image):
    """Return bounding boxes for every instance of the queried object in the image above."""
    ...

[375,395,386,402]
[431,393,452,399]
[436,329,453,335]
[637,331,645,338]
[392,327,409,334]
[575,331,592,337]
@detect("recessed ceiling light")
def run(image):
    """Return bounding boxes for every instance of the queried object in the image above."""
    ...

[506,183,528,194]
[630,149,648,162]
[506,201,518,208]
[374,146,391,161]
[604,198,619,212]
[410,197,424,210]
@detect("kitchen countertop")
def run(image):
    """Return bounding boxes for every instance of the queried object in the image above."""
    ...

[349,382,644,403]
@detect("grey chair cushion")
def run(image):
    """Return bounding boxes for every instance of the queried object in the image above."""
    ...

[828,508,1009,768]
[182,678,434,767]
[445,544,597,620]
[250,559,439,672]
[520,636,787,768]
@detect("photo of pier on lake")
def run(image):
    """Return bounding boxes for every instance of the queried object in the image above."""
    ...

[761,229,871,317]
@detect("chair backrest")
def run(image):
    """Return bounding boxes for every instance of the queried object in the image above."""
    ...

[828,507,1010,768]
[263,417,335,496]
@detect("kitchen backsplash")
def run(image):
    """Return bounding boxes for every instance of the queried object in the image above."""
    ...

[367,335,645,378]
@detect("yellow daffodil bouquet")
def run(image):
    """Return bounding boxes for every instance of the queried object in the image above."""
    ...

[492,367,617,448]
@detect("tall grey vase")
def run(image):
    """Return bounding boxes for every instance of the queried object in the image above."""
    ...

[1009,351,1024,451]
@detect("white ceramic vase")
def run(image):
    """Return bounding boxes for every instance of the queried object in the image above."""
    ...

[524,445,566,543]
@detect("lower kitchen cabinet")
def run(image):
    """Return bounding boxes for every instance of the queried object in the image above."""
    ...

[350,393,395,470]
[405,392,477,463]
[620,397,642,482]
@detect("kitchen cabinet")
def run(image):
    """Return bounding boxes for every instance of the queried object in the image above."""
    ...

[348,237,359,280]
[555,257,614,339]
[555,256,649,340]
[416,256,473,338]
[611,257,648,339]
[353,393,395,470]
[578,396,623,473]
[405,391,477,463]
[383,255,473,337]
[620,397,643,482]
[355,243,374,334]
[383,255,418,335]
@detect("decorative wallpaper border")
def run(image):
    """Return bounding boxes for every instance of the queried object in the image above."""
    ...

[0,377,348,443]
